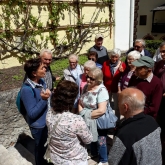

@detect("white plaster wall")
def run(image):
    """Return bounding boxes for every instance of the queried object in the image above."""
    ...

[114,0,131,51]
[136,0,165,39]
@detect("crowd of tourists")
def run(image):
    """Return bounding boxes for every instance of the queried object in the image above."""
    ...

[19,33,165,165]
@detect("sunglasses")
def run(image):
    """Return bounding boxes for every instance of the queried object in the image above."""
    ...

[88,58,95,61]
[134,45,142,49]
[86,75,95,81]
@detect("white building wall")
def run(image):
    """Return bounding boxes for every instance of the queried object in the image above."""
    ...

[114,0,131,51]
[136,0,165,39]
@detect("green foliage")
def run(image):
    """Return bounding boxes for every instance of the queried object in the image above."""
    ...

[12,74,23,81]
[0,0,114,62]
[145,40,163,56]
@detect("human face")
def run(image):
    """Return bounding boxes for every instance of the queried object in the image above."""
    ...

[69,59,77,69]
[135,66,149,79]
[134,42,143,53]
[33,63,46,79]
[127,56,135,67]
[95,38,103,48]
[110,54,119,63]
[88,55,97,62]
[40,52,52,67]
[87,72,97,88]
[160,45,165,61]
[84,67,90,76]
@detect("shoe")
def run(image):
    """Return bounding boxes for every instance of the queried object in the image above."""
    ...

[98,162,109,165]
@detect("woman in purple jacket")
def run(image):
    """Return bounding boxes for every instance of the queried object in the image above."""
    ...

[118,50,141,92]
[21,58,51,165]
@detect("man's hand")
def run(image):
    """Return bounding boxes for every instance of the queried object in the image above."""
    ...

[41,89,51,100]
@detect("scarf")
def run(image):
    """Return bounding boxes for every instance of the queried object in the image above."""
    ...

[109,61,119,75]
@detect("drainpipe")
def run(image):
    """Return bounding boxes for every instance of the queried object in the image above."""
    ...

[129,0,135,48]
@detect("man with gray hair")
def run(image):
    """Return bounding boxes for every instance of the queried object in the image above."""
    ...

[40,49,58,91]
[108,87,162,165]
[127,39,152,57]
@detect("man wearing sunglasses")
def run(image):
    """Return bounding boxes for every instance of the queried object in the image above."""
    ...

[127,39,152,57]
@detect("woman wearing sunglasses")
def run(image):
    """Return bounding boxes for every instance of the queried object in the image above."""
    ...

[79,67,109,165]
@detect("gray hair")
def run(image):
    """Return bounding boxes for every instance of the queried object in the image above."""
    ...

[68,54,79,62]
[121,88,146,112]
[128,50,141,60]
[40,49,52,56]
[135,39,146,47]
[89,67,103,85]
[160,42,165,48]
[84,60,96,69]
[108,48,121,58]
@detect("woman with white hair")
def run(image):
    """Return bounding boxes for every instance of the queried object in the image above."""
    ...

[63,54,84,110]
[80,60,96,93]
[102,48,126,120]
[118,50,141,92]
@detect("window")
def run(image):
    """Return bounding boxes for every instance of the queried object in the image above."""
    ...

[139,15,147,25]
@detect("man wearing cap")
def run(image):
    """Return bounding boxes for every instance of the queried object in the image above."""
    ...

[89,33,108,65]
[128,56,163,119]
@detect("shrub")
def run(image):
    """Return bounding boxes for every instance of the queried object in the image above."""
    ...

[145,40,163,56]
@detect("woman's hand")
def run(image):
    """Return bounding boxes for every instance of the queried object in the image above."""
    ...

[78,100,83,113]
[40,89,51,100]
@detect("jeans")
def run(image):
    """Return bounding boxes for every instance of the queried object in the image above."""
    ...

[30,126,50,165]
[90,129,108,163]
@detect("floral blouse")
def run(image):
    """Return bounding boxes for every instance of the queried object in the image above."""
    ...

[79,84,109,110]
[46,109,93,165]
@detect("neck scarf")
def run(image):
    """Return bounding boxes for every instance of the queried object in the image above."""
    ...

[109,61,118,75]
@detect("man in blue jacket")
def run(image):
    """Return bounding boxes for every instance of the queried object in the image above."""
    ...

[126,39,152,57]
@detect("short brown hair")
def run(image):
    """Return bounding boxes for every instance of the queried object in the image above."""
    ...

[51,80,78,113]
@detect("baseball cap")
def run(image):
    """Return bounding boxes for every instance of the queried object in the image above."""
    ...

[132,56,155,68]
[95,33,104,40]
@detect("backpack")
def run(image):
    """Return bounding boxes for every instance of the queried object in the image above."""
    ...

[16,84,34,115]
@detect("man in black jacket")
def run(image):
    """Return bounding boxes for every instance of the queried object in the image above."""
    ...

[108,87,162,165]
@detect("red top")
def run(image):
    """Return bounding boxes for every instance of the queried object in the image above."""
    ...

[102,60,126,93]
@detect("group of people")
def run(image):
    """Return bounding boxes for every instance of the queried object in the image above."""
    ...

[19,33,165,165]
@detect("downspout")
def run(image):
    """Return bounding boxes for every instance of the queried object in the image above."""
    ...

[129,0,135,48]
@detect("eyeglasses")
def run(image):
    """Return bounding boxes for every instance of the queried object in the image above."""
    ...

[134,45,142,49]
[86,75,95,81]
[88,58,95,61]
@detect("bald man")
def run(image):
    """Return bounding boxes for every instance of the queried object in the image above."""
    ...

[108,88,162,165]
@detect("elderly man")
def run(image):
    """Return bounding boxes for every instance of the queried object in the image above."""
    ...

[128,56,163,119]
[40,49,57,91]
[108,88,162,165]
[23,49,57,91]
[63,54,84,109]
[127,39,152,57]
[89,33,108,65]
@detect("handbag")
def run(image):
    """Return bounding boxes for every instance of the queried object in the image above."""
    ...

[97,102,118,129]
[96,87,118,129]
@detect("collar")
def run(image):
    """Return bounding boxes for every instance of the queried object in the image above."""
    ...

[94,45,103,50]
[26,78,44,89]
[137,72,153,83]
[140,49,145,56]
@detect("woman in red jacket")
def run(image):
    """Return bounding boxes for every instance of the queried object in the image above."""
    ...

[102,48,126,120]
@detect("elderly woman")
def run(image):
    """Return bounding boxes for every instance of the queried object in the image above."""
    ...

[118,50,141,92]
[21,58,51,165]
[102,48,126,120]
[79,67,109,165]
[80,60,96,93]
[46,80,93,165]
[63,54,84,109]
[88,51,102,68]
